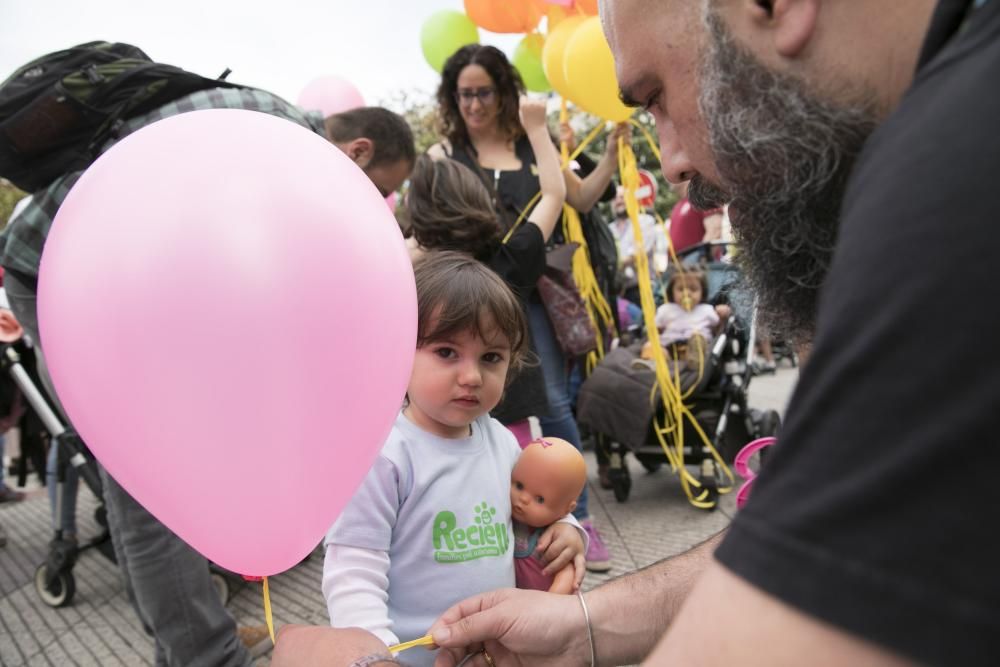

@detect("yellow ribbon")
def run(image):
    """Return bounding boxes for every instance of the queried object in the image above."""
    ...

[263,576,275,645]
[388,634,436,654]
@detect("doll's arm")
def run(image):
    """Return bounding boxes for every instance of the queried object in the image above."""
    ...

[547,560,578,595]
[538,519,588,590]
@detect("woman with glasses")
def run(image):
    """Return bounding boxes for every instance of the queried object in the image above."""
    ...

[428,44,626,573]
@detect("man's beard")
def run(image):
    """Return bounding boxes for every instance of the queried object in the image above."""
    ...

[688,8,878,344]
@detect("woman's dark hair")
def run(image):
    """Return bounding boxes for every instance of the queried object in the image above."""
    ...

[413,251,528,375]
[403,155,502,262]
[437,44,525,151]
[666,269,710,304]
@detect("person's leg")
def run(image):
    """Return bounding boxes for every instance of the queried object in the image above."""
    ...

[0,433,21,502]
[527,302,611,571]
[101,468,251,667]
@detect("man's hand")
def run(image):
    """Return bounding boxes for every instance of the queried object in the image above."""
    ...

[519,96,549,135]
[430,588,589,667]
[537,522,586,590]
[271,625,391,666]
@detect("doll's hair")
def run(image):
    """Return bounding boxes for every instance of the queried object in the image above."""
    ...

[665,269,709,304]
[403,155,502,262]
[436,44,525,151]
[413,251,528,374]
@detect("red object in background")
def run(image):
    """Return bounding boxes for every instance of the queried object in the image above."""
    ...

[636,169,657,209]
[669,198,713,252]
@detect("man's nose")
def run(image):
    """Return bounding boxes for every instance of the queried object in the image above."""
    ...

[658,120,697,185]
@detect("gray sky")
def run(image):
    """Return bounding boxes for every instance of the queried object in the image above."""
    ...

[0,0,522,109]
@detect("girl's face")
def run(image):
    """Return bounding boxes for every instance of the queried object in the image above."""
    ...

[672,277,703,309]
[405,320,511,439]
[455,64,500,134]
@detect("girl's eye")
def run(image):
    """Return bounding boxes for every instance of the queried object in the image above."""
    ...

[483,352,505,364]
[435,347,456,359]
[536,496,545,504]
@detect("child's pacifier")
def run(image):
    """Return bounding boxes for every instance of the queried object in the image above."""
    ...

[733,437,776,509]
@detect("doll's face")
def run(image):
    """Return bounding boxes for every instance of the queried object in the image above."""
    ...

[510,439,585,528]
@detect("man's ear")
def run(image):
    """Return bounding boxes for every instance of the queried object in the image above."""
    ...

[343,137,375,169]
[748,0,819,58]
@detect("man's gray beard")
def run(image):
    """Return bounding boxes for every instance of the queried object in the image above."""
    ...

[688,8,878,344]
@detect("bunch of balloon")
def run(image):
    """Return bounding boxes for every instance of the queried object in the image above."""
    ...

[420,10,480,73]
[552,16,634,122]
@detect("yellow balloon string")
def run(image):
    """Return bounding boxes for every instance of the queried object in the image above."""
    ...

[388,634,436,654]
[617,137,734,507]
[262,576,275,645]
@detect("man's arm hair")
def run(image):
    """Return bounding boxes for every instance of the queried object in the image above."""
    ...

[587,531,725,664]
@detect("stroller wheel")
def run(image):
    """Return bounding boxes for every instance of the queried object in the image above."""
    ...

[35,563,76,607]
[609,466,632,503]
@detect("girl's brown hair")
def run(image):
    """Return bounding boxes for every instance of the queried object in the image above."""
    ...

[436,44,525,152]
[403,155,502,262]
[413,251,528,374]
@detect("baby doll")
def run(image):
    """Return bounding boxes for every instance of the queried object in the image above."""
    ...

[510,437,588,594]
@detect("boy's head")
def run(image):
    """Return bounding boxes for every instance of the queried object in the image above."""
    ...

[666,270,707,310]
[510,437,587,529]
[405,252,528,438]
[404,155,502,262]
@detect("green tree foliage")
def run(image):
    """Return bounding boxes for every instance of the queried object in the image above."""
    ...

[0,180,27,229]
[380,89,440,156]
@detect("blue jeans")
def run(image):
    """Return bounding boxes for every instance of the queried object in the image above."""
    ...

[4,271,250,667]
[528,301,589,520]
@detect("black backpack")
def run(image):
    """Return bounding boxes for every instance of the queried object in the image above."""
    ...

[0,41,242,193]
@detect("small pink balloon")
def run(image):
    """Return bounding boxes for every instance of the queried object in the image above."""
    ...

[297,75,365,116]
[38,109,416,576]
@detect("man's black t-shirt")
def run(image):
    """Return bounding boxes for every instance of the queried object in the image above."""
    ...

[715,2,1000,665]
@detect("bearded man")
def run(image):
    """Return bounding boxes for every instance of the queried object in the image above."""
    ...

[402,2,998,667]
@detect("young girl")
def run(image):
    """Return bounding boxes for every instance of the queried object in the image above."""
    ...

[653,270,728,362]
[322,252,586,666]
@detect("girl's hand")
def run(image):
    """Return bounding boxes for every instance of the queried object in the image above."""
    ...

[604,122,633,160]
[518,96,548,134]
[537,522,586,590]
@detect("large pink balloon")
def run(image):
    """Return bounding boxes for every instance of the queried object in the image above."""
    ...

[297,75,365,116]
[38,109,416,576]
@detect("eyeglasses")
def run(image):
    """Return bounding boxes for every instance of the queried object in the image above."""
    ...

[455,87,497,107]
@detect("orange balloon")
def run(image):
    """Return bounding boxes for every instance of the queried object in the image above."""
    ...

[575,0,599,15]
[464,0,544,34]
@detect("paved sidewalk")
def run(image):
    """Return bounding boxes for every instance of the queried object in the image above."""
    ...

[0,368,797,666]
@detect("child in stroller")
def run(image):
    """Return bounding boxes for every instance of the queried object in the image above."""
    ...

[577,242,781,507]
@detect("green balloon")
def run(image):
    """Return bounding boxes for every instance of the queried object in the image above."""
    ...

[513,34,550,93]
[420,10,480,73]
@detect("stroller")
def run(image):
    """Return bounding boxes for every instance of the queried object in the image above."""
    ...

[576,242,781,507]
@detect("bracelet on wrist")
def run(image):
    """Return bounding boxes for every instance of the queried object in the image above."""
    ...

[577,590,597,667]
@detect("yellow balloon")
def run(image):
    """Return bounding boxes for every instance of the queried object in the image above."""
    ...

[542,15,587,101]
[562,17,634,122]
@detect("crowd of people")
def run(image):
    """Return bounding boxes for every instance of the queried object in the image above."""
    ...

[1,0,998,665]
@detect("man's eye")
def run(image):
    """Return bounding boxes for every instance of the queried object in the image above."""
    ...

[644,90,662,112]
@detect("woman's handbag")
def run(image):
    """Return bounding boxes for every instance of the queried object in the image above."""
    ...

[536,243,598,357]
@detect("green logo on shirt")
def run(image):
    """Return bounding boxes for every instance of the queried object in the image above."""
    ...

[432,502,509,563]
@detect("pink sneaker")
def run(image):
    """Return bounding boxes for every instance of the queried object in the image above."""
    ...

[582,519,611,572]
